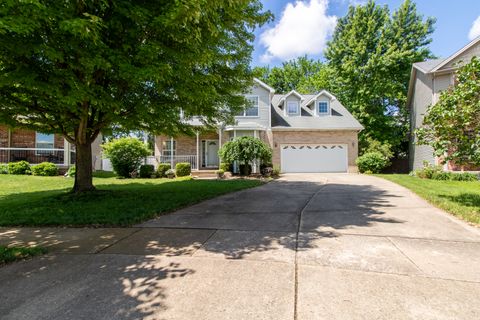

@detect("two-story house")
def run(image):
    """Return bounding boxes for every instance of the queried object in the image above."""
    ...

[154,78,363,173]
[407,37,480,171]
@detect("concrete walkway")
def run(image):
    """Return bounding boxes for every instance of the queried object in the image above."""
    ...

[1,174,480,319]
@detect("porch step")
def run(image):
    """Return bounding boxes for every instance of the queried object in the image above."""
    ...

[192,170,218,178]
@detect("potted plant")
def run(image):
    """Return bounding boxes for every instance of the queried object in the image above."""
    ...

[215,169,225,179]
[165,169,176,179]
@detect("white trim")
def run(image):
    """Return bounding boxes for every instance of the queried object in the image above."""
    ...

[253,78,275,93]
[316,100,331,117]
[304,90,337,106]
[280,90,304,102]
[272,127,363,131]
[196,131,200,170]
[286,100,300,116]
[236,95,259,118]
[203,139,219,168]
[431,37,480,73]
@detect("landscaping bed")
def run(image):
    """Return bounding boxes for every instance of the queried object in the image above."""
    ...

[376,174,480,225]
[0,246,47,266]
[0,174,263,227]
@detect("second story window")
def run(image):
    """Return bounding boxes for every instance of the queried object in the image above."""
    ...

[238,96,259,117]
[287,101,299,115]
[318,101,329,116]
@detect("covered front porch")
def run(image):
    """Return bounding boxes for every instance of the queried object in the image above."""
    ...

[154,127,268,171]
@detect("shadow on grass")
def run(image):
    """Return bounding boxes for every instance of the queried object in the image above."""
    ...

[439,193,480,208]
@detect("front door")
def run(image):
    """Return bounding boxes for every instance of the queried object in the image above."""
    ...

[204,140,219,167]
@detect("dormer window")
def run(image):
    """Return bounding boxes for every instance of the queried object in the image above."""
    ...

[317,101,329,116]
[238,96,259,117]
[287,101,299,116]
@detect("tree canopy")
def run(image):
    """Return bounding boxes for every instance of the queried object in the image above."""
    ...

[0,0,271,192]
[325,0,435,153]
[218,136,272,165]
[417,57,480,167]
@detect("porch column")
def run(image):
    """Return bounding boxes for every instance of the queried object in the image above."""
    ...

[196,131,200,171]
[170,137,174,169]
[63,139,71,166]
[7,128,11,162]
[218,128,222,148]
[253,130,257,173]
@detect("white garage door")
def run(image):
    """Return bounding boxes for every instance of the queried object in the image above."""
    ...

[281,144,348,173]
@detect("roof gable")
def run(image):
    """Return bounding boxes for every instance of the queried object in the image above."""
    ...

[431,37,480,72]
[253,78,275,93]
[281,90,304,101]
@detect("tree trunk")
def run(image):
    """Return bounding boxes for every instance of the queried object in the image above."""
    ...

[73,142,95,193]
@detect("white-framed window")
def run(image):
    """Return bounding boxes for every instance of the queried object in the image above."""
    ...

[35,132,54,149]
[287,101,299,115]
[317,101,329,116]
[162,140,176,156]
[238,96,259,117]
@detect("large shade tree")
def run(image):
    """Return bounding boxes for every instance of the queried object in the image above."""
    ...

[325,0,435,153]
[0,0,271,192]
[417,57,480,168]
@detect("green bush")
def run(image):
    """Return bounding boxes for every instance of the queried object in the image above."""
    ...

[8,161,31,175]
[175,162,191,177]
[102,138,150,178]
[431,171,452,181]
[0,164,8,174]
[31,162,58,176]
[272,165,280,177]
[139,164,155,178]
[356,152,389,174]
[219,162,231,172]
[451,172,478,181]
[156,163,171,178]
[219,136,272,167]
[215,169,225,178]
[414,162,443,179]
[66,165,76,177]
[165,168,175,178]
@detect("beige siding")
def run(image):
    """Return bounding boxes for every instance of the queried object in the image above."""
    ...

[235,84,270,128]
[433,73,453,103]
[272,130,359,172]
[441,41,480,70]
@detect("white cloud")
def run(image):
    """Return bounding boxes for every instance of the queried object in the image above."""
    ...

[259,0,337,62]
[468,16,480,40]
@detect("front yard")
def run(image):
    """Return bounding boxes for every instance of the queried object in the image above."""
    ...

[0,174,263,227]
[377,174,480,225]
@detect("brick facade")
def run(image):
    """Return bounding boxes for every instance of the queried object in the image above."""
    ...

[0,125,64,149]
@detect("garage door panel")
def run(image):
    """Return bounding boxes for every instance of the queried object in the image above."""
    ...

[281,144,347,173]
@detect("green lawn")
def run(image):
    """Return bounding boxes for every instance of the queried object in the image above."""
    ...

[0,173,263,227]
[376,174,480,225]
[0,246,47,266]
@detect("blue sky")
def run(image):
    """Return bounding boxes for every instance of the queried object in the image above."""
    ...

[252,0,480,67]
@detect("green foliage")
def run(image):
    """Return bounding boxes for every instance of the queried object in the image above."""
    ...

[66,165,76,178]
[215,169,225,178]
[139,165,155,178]
[0,0,271,191]
[156,163,171,178]
[417,57,480,167]
[175,163,191,177]
[272,166,281,177]
[362,138,394,159]
[356,152,390,173]
[8,161,31,175]
[414,163,478,181]
[31,162,58,176]
[325,0,435,153]
[253,56,330,93]
[413,162,443,179]
[219,162,231,172]
[0,246,47,265]
[0,164,8,174]
[451,173,478,182]
[102,138,150,178]
[219,136,272,166]
[430,171,452,181]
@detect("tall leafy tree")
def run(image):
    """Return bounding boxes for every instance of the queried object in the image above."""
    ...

[325,0,434,153]
[0,0,271,192]
[417,57,480,167]
[254,56,328,93]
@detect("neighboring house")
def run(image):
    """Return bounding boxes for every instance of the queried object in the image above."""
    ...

[407,37,480,171]
[155,78,363,173]
[0,125,102,170]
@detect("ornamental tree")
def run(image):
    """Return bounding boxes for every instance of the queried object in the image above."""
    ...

[218,136,272,166]
[416,57,480,167]
[0,0,271,192]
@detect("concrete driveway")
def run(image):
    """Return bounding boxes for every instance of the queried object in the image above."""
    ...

[1,174,480,319]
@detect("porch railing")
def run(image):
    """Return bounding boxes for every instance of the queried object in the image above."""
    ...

[157,155,197,170]
[0,148,75,165]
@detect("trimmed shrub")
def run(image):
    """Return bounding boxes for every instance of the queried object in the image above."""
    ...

[219,162,231,172]
[451,172,478,181]
[414,162,443,179]
[356,152,389,174]
[156,163,171,178]
[0,164,8,174]
[175,162,191,177]
[139,164,155,178]
[165,169,175,179]
[66,165,76,177]
[102,138,150,178]
[31,162,58,176]
[8,161,31,175]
